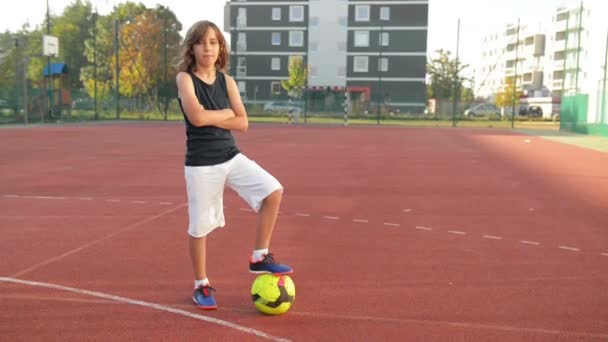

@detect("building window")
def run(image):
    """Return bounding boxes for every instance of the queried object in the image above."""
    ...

[553,70,564,80]
[354,31,369,47]
[272,32,281,46]
[272,8,281,21]
[355,5,370,21]
[271,57,281,71]
[237,8,247,28]
[380,32,389,46]
[237,32,247,51]
[379,57,388,72]
[237,57,246,76]
[271,82,282,95]
[238,81,246,98]
[556,12,568,21]
[289,31,304,47]
[290,6,304,22]
[354,56,368,72]
[380,7,390,20]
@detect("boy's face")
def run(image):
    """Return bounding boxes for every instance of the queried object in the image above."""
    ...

[193,28,220,68]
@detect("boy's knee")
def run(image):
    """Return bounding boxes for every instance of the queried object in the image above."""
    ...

[266,188,283,203]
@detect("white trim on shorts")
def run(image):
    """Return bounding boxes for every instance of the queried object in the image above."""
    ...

[184,153,283,238]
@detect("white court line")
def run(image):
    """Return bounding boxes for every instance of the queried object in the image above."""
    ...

[383,222,400,227]
[415,226,432,231]
[3,195,20,198]
[106,199,120,203]
[295,213,310,217]
[10,204,186,278]
[559,246,580,252]
[601,253,608,257]
[323,216,339,220]
[520,240,540,245]
[0,277,290,342]
[353,219,368,223]
[403,209,412,212]
[240,208,255,212]
[483,235,502,240]
[24,195,66,200]
[290,310,608,339]
[448,230,466,235]
[159,202,173,205]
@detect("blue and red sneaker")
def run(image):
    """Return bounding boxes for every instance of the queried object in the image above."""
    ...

[192,285,217,310]
[249,253,293,275]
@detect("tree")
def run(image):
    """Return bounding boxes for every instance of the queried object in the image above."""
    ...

[427,49,469,100]
[80,2,181,107]
[281,57,308,100]
[495,79,521,109]
[53,0,95,90]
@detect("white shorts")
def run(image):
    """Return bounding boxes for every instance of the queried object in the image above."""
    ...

[184,153,283,238]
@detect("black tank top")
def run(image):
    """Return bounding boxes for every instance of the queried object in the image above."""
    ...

[178,71,240,166]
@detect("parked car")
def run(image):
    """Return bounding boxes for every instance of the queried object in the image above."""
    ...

[519,105,543,117]
[263,101,302,114]
[464,103,501,118]
[72,97,95,110]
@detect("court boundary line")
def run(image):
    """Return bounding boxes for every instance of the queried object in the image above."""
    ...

[0,277,290,342]
[10,203,187,278]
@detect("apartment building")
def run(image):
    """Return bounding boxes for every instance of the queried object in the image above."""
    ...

[475,3,607,98]
[224,0,429,113]
[475,21,549,99]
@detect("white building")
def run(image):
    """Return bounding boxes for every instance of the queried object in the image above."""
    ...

[475,2,607,106]
[475,21,552,100]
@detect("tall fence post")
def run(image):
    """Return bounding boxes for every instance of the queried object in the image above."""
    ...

[344,88,348,126]
[511,18,520,129]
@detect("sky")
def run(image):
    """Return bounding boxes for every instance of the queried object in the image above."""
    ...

[1,0,585,70]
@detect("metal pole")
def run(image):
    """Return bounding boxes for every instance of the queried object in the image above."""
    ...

[452,18,460,127]
[377,24,383,125]
[163,14,168,120]
[562,11,570,97]
[344,88,348,126]
[23,54,28,125]
[303,83,308,124]
[93,11,98,120]
[601,28,608,124]
[115,19,120,119]
[92,11,97,120]
[574,1,583,92]
[14,38,20,119]
[511,18,520,129]
[47,0,53,122]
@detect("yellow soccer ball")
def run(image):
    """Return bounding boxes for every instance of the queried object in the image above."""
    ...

[251,274,295,315]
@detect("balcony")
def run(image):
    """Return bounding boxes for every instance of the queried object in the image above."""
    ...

[236,15,246,29]
[236,65,247,77]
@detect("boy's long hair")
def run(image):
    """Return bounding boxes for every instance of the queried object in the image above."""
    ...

[174,21,229,73]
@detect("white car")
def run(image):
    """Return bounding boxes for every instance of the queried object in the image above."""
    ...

[464,103,501,118]
[263,102,302,114]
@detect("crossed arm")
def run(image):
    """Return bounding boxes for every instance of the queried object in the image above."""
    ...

[176,72,249,132]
